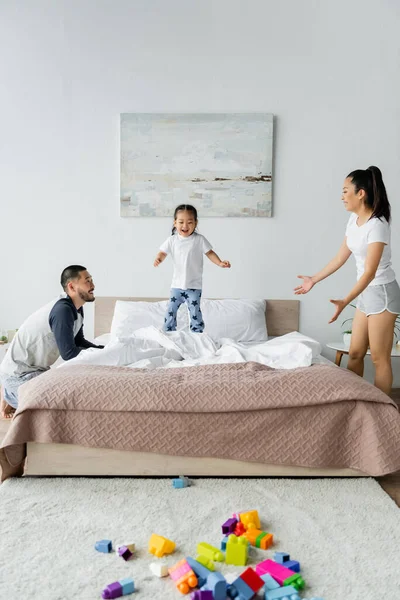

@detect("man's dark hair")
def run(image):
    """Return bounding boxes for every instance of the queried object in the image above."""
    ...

[60,265,87,291]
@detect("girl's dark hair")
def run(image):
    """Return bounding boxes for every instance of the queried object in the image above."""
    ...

[171,204,198,235]
[347,166,391,222]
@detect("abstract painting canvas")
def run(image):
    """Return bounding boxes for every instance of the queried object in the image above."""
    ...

[120,113,273,217]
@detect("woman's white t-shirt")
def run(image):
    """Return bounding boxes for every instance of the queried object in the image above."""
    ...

[345,213,395,286]
[160,232,212,290]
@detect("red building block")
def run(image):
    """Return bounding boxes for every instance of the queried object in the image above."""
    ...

[240,567,264,593]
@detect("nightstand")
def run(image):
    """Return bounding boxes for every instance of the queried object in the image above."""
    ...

[326,342,400,367]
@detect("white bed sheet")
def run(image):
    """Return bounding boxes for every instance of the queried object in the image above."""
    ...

[57,329,331,371]
[92,333,334,367]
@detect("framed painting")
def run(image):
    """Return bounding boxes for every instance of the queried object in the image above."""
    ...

[120,113,273,217]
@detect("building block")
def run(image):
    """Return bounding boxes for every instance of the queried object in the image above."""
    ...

[172,476,191,488]
[117,545,133,561]
[204,571,227,600]
[196,555,215,570]
[120,579,135,595]
[282,561,300,573]
[225,535,249,566]
[225,572,243,584]
[221,536,229,550]
[197,542,224,562]
[102,582,122,599]
[222,518,238,534]
[169,558,195,580]
[169,559,198,594]
[240,568,264,593]
[257,533,273,550]
[186,557,212,582]
[261,574,280,590]
[239,510,261,530]
[149,562,169,577]
[117,543,135,553]
[256,560,305,591]
[265,585,300,600]
[101,577,134,599]
[191,592,213,600]
[228,576,254,600]
[234,522,247,536]
[95,539,112,553]
[273,552,290,564]
[283,574,305,590]
[148,533,176,557]
[244,529,273,550]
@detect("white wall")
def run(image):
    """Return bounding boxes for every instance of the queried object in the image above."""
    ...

[1,0,399,383]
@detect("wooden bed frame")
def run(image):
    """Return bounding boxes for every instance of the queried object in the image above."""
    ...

[25,297,366,477]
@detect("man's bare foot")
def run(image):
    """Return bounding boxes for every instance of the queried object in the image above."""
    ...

[0,394,15,420]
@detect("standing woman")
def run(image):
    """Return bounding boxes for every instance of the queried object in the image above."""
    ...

[295,166,400,395]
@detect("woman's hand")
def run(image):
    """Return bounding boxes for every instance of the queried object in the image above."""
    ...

[329,299,347,324]
[294,275,315,295]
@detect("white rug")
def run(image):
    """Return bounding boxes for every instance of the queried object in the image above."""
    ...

[0,478,399,600]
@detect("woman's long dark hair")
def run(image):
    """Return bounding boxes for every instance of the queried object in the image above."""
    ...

[347,166,391,222]
[171,204,198,235]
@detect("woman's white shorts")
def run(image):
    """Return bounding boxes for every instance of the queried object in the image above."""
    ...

[356,280,400,316]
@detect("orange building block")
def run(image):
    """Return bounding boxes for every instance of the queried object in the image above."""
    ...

[148,534,176,558]
[244,529,273,549]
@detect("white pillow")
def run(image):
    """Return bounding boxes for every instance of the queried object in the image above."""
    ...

[110,300,189,339]
[201,299,268,342]
[93,333,112,346]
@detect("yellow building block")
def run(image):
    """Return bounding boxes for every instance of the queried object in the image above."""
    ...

[148,534,176,558]
[239,510,261,530]
[225,534,248,566]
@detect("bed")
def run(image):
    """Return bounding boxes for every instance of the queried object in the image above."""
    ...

[1,297,400,481]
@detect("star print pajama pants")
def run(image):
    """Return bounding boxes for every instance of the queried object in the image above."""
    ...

[163,288,204,333]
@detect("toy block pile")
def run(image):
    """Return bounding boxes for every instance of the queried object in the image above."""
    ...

[94,509,324,599]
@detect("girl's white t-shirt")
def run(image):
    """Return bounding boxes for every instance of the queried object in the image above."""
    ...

[345,213,395,286]
[160,232,212,290]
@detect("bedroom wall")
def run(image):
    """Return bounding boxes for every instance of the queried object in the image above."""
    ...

[1,0,399,383]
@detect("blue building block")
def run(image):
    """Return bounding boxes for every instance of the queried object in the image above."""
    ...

[186,557,211,582]
[228,576,254,600]
[273,552,290,564]
[205,572,226,600]
[283,560,300,573]
[95,539,112,553]
[120,578,135,594]
[221,536,229,551]
[265,585,300,600]
[172,475,191,488]
[261,573,280,590]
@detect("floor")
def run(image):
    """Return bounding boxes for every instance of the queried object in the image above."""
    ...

[1,395,399,507]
